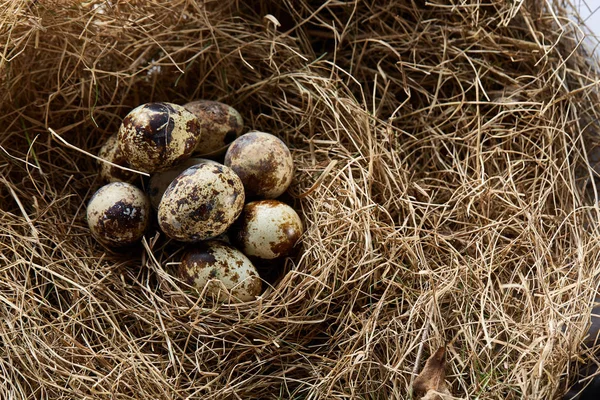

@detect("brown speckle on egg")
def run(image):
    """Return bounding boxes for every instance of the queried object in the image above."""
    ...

[118,102,201,173]
[224,131,293,199]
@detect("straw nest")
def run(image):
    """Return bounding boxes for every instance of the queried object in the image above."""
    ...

[1,1,600,399]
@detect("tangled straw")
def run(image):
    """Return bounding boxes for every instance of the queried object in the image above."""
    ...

[0,0,600,398]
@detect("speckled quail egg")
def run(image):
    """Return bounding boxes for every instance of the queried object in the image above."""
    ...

[118,102,201,173]
[86,182,151,247]
[147,158,220,210]
[97,133,138,183]
[183,100,244,156]
[158,163,245,242]
[233,200,303,259]
[178,241,262,302]
[224,131,294,199]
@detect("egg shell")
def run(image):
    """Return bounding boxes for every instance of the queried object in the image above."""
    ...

[183,100,244,156]
[118,102,201,173]
[147,158,220,210]
[158,163,245,242]
[234,200,303,259]
[97,134,137,183]
[86,182,151,247]
[178,241,262,302]
[224,131,294,199]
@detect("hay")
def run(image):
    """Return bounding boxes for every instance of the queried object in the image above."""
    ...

[1,0,600,398]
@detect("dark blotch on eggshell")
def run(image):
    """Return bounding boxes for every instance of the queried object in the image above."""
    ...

[178,264,198,287]
[269,220,302,256]
[184,117,202,153]
[101,201,144,233]
[246,270,262,297]
[179,244,216,284]
[186,244,217,265]
[236,151,279,198]
[142,103,175,146]
[188,202,214,222]
[214,210,226,224]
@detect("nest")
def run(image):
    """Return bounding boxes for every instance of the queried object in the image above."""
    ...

[1,1,600,398]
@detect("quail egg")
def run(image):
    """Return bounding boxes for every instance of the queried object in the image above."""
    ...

[183,100,244,156]
[86,182,151,247]
[118,102,201,173]
[178,240,262,302]
[147,158,219,210]
[97,133,137,183]
[224,131,294,198]
[158,163,245,242]
[233,200,303,259]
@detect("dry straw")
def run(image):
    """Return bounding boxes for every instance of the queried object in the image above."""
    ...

[1,0,600,399]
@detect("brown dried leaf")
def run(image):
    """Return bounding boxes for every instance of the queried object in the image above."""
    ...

[413,347,451,400]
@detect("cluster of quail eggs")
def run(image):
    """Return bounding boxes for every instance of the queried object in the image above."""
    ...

[86,100,303,302]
